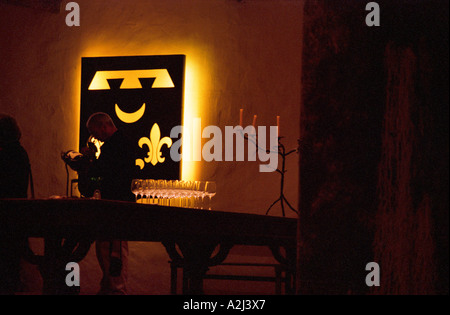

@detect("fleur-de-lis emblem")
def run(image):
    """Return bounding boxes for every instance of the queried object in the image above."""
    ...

[135,123,173,169]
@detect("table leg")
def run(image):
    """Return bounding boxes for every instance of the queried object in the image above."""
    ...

[163,241,233,295]
[270,244,296,294]
[24,237,92,295]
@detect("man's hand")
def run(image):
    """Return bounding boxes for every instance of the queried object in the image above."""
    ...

[80,145,96,161]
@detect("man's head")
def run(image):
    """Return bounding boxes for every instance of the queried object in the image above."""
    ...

[0,114,21,147]
[86,112,117,142]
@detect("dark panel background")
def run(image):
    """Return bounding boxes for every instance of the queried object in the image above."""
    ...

[80,55,185,180]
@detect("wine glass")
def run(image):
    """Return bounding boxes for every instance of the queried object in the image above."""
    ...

[205,181,216,210]
[196,180,206,209]
[164,180,173,206]
[141,179,150,203]
[197,181,206,209]
[186,181,196,208]
[146,179,156,205]
[180,180,191,208]
[172,180,181,207]
[155,179,165,205]
[190,181,199,209]
[130,179,142,202]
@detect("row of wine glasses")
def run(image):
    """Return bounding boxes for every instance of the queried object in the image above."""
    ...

[131,179,216,210]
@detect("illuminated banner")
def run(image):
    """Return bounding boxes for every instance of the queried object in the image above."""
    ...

[80,55,185,180]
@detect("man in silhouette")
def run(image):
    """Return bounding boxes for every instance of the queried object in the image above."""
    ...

[79,112,135,295]
[0,114,33,294]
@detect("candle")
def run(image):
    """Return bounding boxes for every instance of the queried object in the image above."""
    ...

[239,109,243,126]
[252,115,257,127]
[277,115,280,136]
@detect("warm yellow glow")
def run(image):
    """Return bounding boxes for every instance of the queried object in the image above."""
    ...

[136,123,172,169]
[80,42,211,181]
[115,103,146,123]
[87,136,104,158]
[88,69,175,90]
[181,55,206,180]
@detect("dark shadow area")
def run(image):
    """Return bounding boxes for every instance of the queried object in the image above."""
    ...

[299,0,448,294]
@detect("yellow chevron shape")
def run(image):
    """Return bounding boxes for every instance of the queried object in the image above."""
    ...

[88,69,174,90]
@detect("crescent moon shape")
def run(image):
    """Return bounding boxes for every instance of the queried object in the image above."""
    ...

[115,103,146,123]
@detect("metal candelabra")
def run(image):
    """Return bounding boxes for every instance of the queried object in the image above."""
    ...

[240,129,299,217]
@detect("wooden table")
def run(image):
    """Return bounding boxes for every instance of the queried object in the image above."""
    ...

[0,198,297,295]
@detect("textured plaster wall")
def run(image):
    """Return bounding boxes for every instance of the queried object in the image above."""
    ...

[0,0,303,294]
